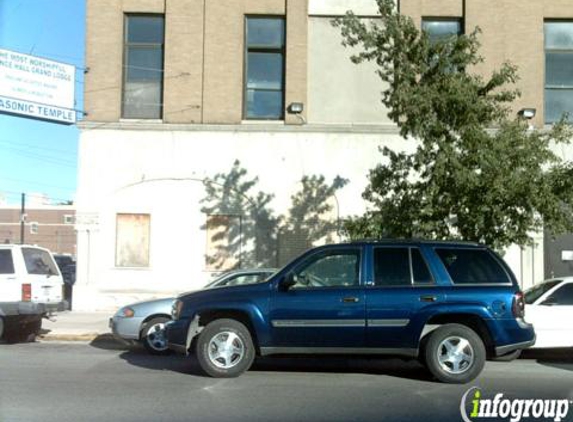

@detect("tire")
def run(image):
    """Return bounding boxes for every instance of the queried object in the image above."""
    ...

[141,317,171,355]
[490,349,521,362]
[195,318,255,378]
[423,323,486,384]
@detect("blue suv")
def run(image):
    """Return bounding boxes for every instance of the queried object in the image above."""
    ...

[166,241,535,383]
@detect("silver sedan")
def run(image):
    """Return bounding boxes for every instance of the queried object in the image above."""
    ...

[109,268,277,354]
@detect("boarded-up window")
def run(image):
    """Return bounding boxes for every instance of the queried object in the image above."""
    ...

[116,213,150,267]
[205,215,241,271]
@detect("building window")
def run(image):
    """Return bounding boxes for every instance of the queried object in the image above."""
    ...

[63,215,75,224]
[30,222,38,235]
[122,15,164,119]
[422,18,463,44]
[205,215,241,271]
[115,213,150,267]
[244,17,285,120]
[545,22,573,123]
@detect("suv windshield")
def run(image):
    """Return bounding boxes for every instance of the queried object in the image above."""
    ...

[524,280,561,304]
[22,247,59,276]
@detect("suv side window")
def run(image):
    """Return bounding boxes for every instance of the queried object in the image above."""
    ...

[373,247,433,286]
[0,250,15,274]
[435,248,510,285]
[545,283,573,305]
[292,250,360,289]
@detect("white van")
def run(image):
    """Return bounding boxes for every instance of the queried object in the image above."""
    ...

[0,244,65,311]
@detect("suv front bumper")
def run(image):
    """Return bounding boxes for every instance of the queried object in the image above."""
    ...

[166,318,192,354]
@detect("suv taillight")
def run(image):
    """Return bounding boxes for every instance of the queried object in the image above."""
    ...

[512,291,525,318]
[22,283,32,302]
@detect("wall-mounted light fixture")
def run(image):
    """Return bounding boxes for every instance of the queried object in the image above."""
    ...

[517,108,536,120]
[287,102,304,114]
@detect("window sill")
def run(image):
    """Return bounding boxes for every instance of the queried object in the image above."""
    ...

[113,266,151,271]
[241,119,285,125]
[119,118,163,124]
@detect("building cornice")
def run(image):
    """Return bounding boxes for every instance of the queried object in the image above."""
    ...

[78,120,402,135]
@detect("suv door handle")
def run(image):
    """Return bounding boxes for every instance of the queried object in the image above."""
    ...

[420,295,437,303]
[341,297,360,303]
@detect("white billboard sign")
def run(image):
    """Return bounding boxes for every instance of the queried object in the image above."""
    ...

[0,49,76,124]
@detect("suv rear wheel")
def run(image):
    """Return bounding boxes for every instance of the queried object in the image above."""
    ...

[424,323,486,384]
[196,318,255,378]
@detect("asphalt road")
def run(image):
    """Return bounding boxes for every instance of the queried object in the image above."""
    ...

[1,342,573,422]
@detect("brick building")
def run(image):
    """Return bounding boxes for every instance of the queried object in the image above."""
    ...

[0,205,76,255]
[75,0,573,310]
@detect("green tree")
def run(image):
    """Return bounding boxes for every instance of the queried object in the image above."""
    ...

[333,0,573,250]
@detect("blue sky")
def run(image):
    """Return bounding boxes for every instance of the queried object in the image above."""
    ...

[0,0,85,205]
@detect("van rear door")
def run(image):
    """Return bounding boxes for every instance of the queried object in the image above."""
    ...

[20,247,63,305]
[0,248,20,302]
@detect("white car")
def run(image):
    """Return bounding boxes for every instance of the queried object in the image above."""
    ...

[524,277,573,348]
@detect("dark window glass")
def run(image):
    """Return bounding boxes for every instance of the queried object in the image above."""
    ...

[545,283,573,305]
[373,248,411,286]
[0,250,14,274]
[545,22,573,49]
[123,15,164,119]
[412,248,433,284]
[22,248,59,276]
[247,18,285,48]
[436,248,510,285]
[292,250,360,289]
[127,16,164,43]
[422,19,462,43]
[245,17,285,120]
[545,22,573,123]
[525,280,561,304]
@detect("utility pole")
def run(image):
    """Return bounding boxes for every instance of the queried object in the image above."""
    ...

[20,193,25,244]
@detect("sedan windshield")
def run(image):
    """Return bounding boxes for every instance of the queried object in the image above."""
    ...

[524,280,561,304]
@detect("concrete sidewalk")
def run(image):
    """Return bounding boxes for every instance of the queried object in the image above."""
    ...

[40,311,112,342]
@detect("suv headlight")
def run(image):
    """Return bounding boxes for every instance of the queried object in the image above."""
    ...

[172,300,184,320]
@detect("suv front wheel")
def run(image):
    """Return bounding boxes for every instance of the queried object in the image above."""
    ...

[424,324,486,384]
[196,318,255,378]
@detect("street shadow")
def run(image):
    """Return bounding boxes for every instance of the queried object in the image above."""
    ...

[522,348,573,372]
[89,333,131,351]
[251,356,434,382]
[118,349,434,381]
[118,348,203,375]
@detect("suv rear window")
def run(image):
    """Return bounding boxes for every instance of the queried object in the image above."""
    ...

[435,248,510,285]
[22,248,59,276]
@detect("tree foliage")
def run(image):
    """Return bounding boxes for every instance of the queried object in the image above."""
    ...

[333,0,573,250]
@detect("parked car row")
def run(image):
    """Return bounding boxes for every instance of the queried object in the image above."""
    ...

[109,240,540,384]
[109,268,277,354]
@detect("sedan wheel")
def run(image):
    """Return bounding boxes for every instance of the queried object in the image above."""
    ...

[141,317,171,355]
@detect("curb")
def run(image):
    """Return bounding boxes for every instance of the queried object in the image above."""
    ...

[40,333,101,342]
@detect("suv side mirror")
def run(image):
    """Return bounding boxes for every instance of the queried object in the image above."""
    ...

[279,273,296,291]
